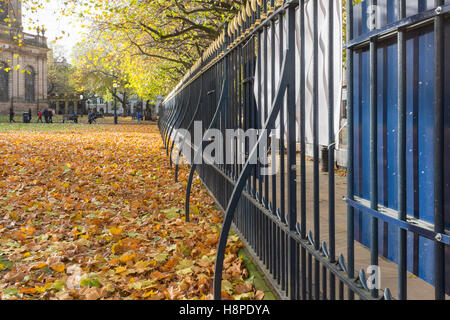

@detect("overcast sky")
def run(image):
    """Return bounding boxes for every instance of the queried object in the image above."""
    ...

[23,0,87,61]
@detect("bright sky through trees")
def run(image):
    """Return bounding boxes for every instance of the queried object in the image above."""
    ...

[23,0,87,60]
[17,0,243,102]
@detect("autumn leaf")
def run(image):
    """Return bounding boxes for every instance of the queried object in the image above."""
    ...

[0,124,256,301]
[50,263,66,273]
[109,227,123,236]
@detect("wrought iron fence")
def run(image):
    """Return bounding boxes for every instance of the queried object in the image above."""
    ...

[159,0,449,300]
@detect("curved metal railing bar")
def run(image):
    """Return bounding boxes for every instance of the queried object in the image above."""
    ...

[169,86,192,166]
[161,100,177,148]
[165,93,188,155]
[213,45,289,299]
[174,75,204,182]
[184,77,228,222]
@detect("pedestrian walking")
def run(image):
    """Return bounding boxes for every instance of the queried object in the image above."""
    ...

[9,107,15,123]
[37,110,43,123]
[137,112,142,124]
[28,108,32,122]
[88,111,97,124]
[43,109,49,123]
[48,109,53,123]
[9,108,15,123]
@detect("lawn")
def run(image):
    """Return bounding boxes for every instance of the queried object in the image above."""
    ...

[0,123,261,300]
[0,116,142,132]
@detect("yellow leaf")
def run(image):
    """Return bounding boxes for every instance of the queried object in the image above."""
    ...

[119,253,136,264]
[35,286,46,293]
[109,227,122,236]
[115,266,126,274]
[32,263,48,270]
[143,290,157,297]
[50,263,66,273]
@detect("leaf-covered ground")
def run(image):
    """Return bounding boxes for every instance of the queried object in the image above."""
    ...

[0,124,262,300]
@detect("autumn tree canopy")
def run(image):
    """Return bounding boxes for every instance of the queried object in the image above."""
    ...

[52,0,241,102]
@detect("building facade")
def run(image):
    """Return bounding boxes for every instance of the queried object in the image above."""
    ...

[0,0,49,115]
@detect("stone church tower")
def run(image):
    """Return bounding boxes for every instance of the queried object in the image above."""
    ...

[0,0,49,115]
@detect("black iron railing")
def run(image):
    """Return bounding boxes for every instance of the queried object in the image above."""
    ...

[159,0,449,300]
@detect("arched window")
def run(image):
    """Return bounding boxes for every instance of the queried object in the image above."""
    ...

[25,66,35,102]
[0,62,9,102]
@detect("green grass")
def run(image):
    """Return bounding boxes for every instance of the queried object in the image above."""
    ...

[0,122,108,132]
[0,116,147,132]
[238,248,278,300]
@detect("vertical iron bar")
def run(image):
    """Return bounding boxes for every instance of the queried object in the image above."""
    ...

[279,9,286,225]
[286,4,297,300]
[299,0,307,300]
[397,0,407,300]
[369,0,379,299]
[313,0,320,300]
[278,7,286,291]
[263,0,269,209]
[433,0,445,301]
[328,0,336,301]
[346,0,355,301]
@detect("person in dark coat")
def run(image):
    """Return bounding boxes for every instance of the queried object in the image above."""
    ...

[48,109,53,123]
[88,111,97,124]
[43,109,49,123]
[9,107,15,123]
[28,108,32,122]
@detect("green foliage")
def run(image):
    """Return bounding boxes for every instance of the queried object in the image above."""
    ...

[47,48,79,97]
[68,0,241,101]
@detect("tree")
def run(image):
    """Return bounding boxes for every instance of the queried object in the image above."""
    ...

[18,0,243,100]
[47,47,77,97]
[72,35,133,113]
[91,0,242,72]
[70,0,242,100]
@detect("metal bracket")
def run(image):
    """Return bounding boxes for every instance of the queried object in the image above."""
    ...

[345,197,450,245]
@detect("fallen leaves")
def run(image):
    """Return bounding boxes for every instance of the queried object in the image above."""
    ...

[50,263,66,273]
[0,124,260,300]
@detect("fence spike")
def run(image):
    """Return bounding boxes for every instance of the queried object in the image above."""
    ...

[246,1,252,17]
[358,269,370,291]
[322,241,330,258]
[308,231,315,247]
[276,208,283,221]
[338,254,348,274]
[241,7,247,23]
[296,222,302,236]
[383,288,393,300]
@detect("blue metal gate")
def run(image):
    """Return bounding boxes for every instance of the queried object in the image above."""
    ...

[159,0,449,300]
[350,0,450,296]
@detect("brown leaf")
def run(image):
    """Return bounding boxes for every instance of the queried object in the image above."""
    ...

[255,290,265,300]
[4,271,25,283]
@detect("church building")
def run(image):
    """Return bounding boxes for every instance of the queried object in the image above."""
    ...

[0,0,49,115]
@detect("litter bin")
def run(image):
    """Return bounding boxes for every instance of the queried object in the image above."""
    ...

[22,113,30,123]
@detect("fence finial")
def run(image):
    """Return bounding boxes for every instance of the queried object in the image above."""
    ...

[246,2,252,17]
